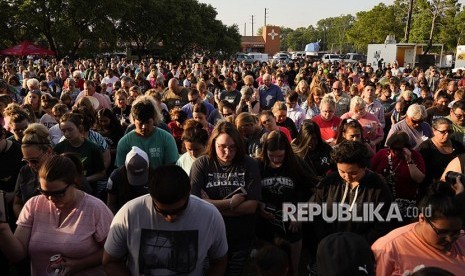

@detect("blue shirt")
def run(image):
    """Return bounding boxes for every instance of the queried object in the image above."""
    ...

[181,101,215,118]
[258,84,284,110]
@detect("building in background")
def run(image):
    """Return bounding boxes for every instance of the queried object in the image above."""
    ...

[241,25,280,56]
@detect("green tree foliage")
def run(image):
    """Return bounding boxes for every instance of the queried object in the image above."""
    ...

[346,3,404,52]
[0,0,240,59]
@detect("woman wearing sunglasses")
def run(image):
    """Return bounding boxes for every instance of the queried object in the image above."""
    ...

[418,118,465,198]
[13,123,54,219]
[0,155,113,275]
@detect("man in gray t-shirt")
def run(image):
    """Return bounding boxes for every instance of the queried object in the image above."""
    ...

[103,165,228,276]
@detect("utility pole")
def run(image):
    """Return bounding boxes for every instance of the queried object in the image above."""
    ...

[250,15,254,36]
[244,23,246,36]
[404,0,413,42]
[264,8,268,26]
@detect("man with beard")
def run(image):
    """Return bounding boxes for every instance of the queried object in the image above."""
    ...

[425,91,450,125]
[445,100,465,145]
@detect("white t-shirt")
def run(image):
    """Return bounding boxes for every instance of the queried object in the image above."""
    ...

[176,152,196,175]
[101,76,119,94]
[104,195,228,276]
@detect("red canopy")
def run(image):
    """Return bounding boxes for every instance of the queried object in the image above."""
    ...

[0,41,55,56]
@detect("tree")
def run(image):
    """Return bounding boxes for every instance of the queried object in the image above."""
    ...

[346,3,404,52]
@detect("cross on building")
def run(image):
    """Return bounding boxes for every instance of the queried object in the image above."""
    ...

[268,29,278,40]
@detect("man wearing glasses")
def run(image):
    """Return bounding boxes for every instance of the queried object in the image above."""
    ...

[445,100,465,144]
[181,89,214,119]
[103,165,228,275]
[332,80,351,117]
[385,104,433,150]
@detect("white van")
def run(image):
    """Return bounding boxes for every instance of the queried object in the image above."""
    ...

[247,52,269,63]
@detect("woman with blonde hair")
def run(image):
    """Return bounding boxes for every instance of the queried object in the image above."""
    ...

[196,80,214,105]
[301,86,325,119]
[340,96,384,149]
[13,123,54,217]
[295,80,310,104]
[312,94,341,146]
[23,90,43,119]
[0,155,113,275]
[271,101,298,139]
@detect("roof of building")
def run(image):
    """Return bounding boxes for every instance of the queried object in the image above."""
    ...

[241,36,265,44]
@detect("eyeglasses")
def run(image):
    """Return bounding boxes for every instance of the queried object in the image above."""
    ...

[189,98,198,104]
[22,152,46,165]
[37,183,71,199]
[411,118,423,125]
[426,218,465,239]
[153,197,189,217]
[216,143,236,152]
[433,127,453,135]
[222,113,233,117]
[453,112,464,119]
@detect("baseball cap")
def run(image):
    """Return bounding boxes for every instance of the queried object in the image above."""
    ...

[317,232,374,276]
[125,146,149,186]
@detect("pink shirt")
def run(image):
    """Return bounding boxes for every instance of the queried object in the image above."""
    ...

[75,91,112,111]
[372,223,465,276]
[18,193,113,276]
[340,111,384,142]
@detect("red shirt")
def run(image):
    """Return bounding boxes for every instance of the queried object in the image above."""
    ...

[312,115,341,142]
[371,148,425,200]
[278,126,292,142]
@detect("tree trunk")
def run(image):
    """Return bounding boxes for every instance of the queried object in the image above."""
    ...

[424,13,437,55]
[404,0,414,43]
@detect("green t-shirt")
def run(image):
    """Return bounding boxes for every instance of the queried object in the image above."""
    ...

[53,139,105,177]
[115,128,179,168]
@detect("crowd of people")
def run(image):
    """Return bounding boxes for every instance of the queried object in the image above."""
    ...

[0,55,464,275]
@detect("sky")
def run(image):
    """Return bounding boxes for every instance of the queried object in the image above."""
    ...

[199,0,465,35]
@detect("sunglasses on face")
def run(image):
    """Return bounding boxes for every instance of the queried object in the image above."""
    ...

[153,197,189,217]
[37,183,71,198]
[22,152,46,165]
[411,118,423,124]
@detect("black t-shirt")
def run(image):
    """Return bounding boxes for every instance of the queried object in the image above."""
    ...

[53,139,105,180]
[418,139,465,183]
[219,89,242,109]
[190,155,261,250]
[0,142,23,192]
[277,117,299,139]
[303,143,333,178]
[107,166,149,211]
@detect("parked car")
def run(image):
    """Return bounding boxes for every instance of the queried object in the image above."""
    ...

[273,52,291,63]
[247,52,269,64]
[341,53,367,64]
[321,54,342,64]
[291,51,306,61]
[232,52,253,64]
